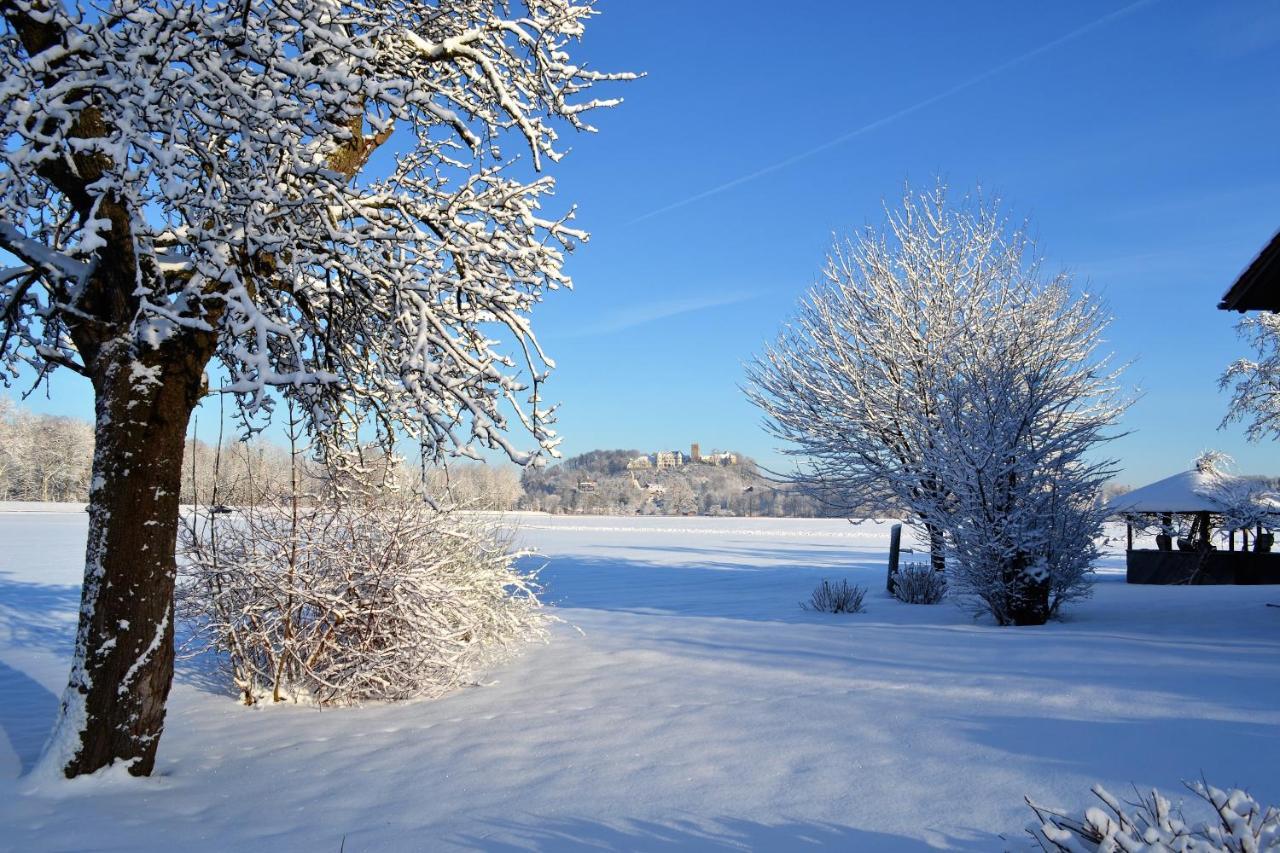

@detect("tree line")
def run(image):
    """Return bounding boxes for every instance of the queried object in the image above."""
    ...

[0,395,529,511]
[1,396,842,519]
[0,397,94,502]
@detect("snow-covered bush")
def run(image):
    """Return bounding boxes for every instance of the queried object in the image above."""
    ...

[801,579,867,614]
[916,278,1121,626]
[936,483,1103,626]
[1026,782,1280,852]
[892,563,947,604]
[178,497,549,706]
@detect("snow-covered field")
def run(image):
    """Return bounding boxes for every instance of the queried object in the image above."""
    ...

[1,508,1277,851]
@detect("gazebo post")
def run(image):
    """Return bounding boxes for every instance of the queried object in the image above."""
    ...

[1198,511,1211,548]
[1126,522,1133,552]
[1229,529,1235,552]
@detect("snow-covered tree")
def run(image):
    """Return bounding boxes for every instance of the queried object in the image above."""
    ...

[748,184,1125,624]
[422,462,525,510]
[747,184,1039,569]
[1192,451,1280,539]
[916,281,1125,625]
[664,478,697,515]
[1,0,630,777]
[1221,313,1280,443]
[0,397,94,500]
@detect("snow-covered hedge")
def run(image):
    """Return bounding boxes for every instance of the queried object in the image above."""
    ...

[178,498,550,705]
[1026,782,1279,852]
[801,579,866,614]
[891,563,947,605]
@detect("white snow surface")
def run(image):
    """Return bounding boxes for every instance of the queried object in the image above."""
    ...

[0,509,1277,851]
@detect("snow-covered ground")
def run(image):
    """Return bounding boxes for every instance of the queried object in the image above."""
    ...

[0,508,1276,851]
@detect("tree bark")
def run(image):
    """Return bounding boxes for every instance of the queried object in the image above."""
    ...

[42,338,210,777]
[926,522,946,572]
[1003,551,1050,627]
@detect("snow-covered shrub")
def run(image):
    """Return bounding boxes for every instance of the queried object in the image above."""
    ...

[1026,782,1280,852]
[892,563,947,604]
[936,485,1102,626]
[178,497,549,706]
[916,279,1120,626]
[801,579,866,614]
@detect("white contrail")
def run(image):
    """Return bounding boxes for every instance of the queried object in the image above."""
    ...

[629,0,1160,225]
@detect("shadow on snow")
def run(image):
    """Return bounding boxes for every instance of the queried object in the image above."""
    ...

[448,814,1001,852]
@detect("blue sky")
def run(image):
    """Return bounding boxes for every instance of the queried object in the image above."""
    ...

[11,0,1280,486]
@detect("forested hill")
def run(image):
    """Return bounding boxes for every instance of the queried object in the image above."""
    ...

[518,449,837,518]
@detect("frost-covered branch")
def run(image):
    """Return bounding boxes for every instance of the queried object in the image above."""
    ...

[1,0,632,464]
[1220,313,1280,444]
[1027,781,1280,852]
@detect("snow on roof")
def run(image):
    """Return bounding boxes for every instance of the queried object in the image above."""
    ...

[1105,468,1243,514]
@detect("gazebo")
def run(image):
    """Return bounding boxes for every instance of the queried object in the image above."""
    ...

[1107,465,1279,585]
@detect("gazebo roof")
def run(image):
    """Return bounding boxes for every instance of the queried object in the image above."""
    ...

[1105,468,1239,515]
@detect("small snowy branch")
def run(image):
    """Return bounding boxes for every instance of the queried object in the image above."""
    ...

[1,0,632,464]
[1220,313,1280,444]
[1026,780,1280,852]
[0,222,90,285]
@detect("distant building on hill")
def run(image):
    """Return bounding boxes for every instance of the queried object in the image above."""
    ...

[626,443,738,471]
[655,450,683,469]
[700,450,737,466]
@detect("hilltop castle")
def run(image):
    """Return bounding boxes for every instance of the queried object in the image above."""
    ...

[626,443,738,471]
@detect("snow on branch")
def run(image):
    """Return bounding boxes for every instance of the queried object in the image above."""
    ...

[1,0,632,462]
[1026,780,1280,852]
[1220,313,1280,444]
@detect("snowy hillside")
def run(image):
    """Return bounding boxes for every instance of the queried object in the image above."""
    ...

[1,509,1277,851]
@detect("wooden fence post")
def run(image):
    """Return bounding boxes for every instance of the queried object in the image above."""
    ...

[887,523,902,593]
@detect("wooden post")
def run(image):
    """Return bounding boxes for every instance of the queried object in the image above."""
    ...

[1126,522,1133,552]
[1229,529,1236,552]
[887,523,902,592]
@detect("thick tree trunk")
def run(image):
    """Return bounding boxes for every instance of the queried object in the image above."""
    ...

[926,522,946,572]
[40,339,208,777]
[1004,551,1051,627]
